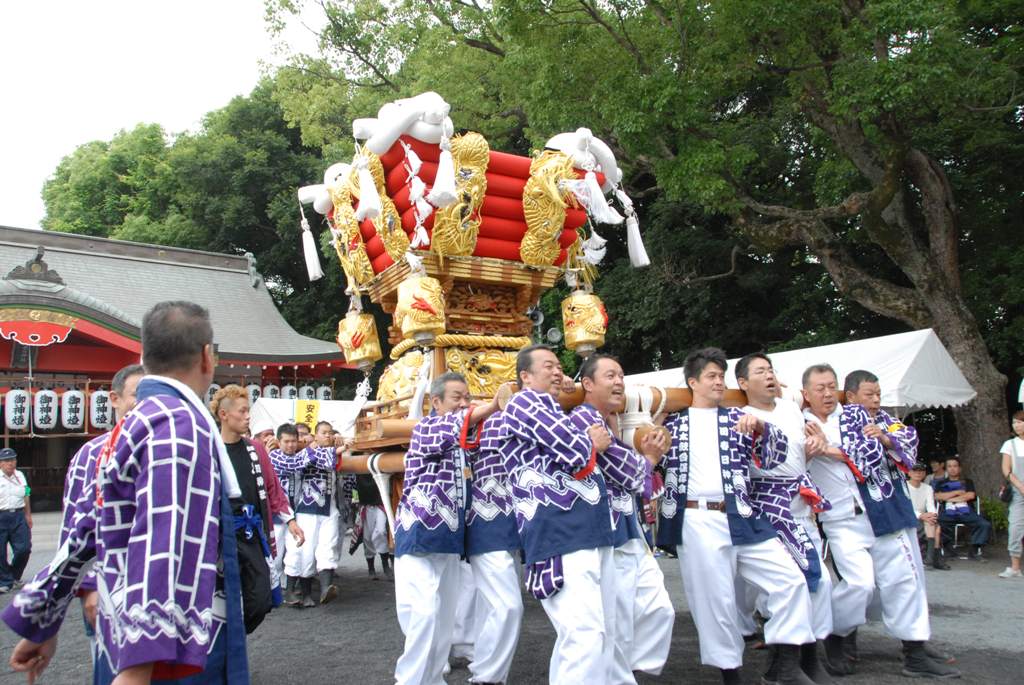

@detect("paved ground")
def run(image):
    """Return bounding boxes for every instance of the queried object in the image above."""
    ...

[0,514,1021,684]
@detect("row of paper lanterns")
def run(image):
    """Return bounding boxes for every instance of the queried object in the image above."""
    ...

[2,384,336,433]
[3,389,112,432]
[204,384,333,406]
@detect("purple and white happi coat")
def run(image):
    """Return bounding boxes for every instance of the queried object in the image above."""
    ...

[466,412,522,556]
[568,403,647,546]
[749,474,831,589]
[3,386,227,675]
[395,409,471,557]
[656,407,788,548]
[58,434,106,594]
[270,445,337,516]
[499,390,613,598]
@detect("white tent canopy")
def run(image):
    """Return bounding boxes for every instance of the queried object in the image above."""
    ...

[249,398,362,438]
[626,329,976,410]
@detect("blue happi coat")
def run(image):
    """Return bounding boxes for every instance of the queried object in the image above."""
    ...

[395,409,471,557]
[466,412,522,557]
[657,406,788,548]
[842,405,918,536]
[568,403,647,547]
[499,389,613,565]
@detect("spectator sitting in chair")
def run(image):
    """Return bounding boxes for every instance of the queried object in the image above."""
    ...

[933,456,992,561]
[907,463,949,570]
[925,458,946,486]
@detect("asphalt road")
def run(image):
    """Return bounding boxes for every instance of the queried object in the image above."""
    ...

[1,514,1021,684]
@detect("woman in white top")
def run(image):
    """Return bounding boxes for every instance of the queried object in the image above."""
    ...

[998,410,1024,579]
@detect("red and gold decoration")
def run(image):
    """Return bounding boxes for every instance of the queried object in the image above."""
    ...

[561,290,609,357]
[336,310,383,372]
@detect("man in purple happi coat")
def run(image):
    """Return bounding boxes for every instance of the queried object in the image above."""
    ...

[4,301,249,685]
[393,371,500,685]
[500,345,615,684]
[733,353,835,684]
[568,354,674,684]
[657,347,814,685]
[59,363,145,653]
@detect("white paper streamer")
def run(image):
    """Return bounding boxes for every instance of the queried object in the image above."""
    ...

[300,214,324,281]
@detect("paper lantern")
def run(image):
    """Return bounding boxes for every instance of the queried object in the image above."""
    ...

[316,386,332,401]
[90,390,113,430]
[299,385,316,400]
[263,384,281,400]
[33,389,58,430]
[246,384,262,405]
[61,389,86,430]
[5,390,30,431]
[205,383,221,406]
[281,385,298,400]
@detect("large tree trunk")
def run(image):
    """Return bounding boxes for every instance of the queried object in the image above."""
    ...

[943,332,1010,497]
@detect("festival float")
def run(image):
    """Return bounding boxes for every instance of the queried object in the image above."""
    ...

[296,91,739,530]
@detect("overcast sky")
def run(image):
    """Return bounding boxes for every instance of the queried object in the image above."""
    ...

[0,1,318,230]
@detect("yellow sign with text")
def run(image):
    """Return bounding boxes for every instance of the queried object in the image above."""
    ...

[294,399,320,431]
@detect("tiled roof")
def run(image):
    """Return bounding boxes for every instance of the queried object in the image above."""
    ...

[0,226,342,363]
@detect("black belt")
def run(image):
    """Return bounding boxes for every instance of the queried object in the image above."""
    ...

[0,508,24,513]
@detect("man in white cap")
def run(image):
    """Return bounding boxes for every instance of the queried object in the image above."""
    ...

[0,447,31,593]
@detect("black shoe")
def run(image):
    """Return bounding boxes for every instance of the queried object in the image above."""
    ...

[772,645,816,684]
[300,577,316,608]
[285,575,302,607]
[721,668,742,684]
[841,630,857,662]
[901,641,961,679]
[922,642,956,664]
[381,553,394,581]
[932,556,951,570]
[968,548,988,563]
[799,642,837,684]
[823,635,853,676]
[319,570,338,604]
[760,645,779,684]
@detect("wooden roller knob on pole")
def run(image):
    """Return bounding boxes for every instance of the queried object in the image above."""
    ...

[554,384,748,413]
[339,451,407,473]
[631,423,672,453]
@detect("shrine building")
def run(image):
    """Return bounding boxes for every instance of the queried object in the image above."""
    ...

[0,225,348,509]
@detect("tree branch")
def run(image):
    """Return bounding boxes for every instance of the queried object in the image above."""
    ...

[576,0,650,74]
[655,245,747,287]
[736,214,932,328]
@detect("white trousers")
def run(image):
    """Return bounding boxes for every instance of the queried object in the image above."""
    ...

[679,510,813,669]
[273,520,288,587]
[394,553,461,685]
[612,539,674,682]
[284,509,339,578]
[540,546,616,684]
[468,550,524,683]
[735,516,834,640]
[451,560,477,660]
[364,505,389,558]
[823,514,929,641]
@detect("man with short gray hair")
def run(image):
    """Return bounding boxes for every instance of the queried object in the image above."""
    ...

[393,372,501,685]
[5,301,251,684]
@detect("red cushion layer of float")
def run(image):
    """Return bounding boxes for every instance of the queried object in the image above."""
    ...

[372,251,395,273]
[385,159,534,201]
[472,237,524,261]
[379,141,406,170]
[488,150,532,178]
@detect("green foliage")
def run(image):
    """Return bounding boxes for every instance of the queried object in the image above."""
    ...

[981,496,1009,534]
[42,79,346,342]
[40,0,1023,426]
